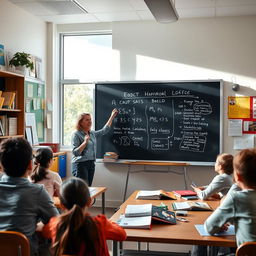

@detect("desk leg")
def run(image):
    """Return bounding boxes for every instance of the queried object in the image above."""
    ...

[123,165,131,202]
[183,166,188,189]
[112,241,119,256]
[102,192,105,214]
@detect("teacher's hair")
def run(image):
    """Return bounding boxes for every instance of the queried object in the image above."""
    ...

[75,112,91,131]
[233,148,256,187]
[53,177,100,256]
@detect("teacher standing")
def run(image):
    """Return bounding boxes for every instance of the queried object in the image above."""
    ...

[71,109,118,186]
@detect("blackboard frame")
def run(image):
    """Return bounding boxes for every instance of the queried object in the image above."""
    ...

[95,80,223,166]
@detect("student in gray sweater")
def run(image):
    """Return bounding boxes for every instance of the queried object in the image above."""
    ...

[192,153,234,200]
[205,148,256,247]
[191,153,234,256]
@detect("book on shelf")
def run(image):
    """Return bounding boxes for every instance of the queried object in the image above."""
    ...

[172,201,212,211]
[136,190,176,200]
[0,115,7,135]
[8,117,17,136]
[0,120,3,136]
[117,204,177,229]
[172,190,197,198]
[2,91,16,109]
[0,97,4,109]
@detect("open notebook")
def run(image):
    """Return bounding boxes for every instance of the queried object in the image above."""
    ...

[117,204,176,229]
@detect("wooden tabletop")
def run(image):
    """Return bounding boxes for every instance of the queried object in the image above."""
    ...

[54,186,107,208]
[110,191,236,247]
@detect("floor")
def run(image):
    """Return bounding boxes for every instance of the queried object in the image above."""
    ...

[90,206,192,256]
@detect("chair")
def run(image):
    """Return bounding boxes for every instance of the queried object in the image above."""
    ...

[236,241,256,256]
[0,231,30,256]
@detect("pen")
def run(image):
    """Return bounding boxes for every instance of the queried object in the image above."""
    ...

[191,182,197,187]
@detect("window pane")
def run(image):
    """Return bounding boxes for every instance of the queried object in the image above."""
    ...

[63,34,119,81]
[63,84,93,146]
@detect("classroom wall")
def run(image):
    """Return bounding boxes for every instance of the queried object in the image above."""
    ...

[0,0,47,80]
[57,16,256,208]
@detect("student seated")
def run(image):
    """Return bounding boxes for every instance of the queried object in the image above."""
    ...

[30,147,62,199]
[0,138,59,255]
[41,177,126,255]
[192,153,233,200]
[205,148,256,247]
[191,153,234,256]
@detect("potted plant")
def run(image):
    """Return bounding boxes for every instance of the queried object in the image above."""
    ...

[9,52,34,74]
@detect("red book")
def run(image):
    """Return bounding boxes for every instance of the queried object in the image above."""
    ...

[173,190,197,197]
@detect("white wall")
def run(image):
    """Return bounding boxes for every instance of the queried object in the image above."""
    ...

[0,0,47,79]
[58,16,256,207]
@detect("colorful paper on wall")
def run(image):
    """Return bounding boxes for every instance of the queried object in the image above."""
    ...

[228,96,251,119]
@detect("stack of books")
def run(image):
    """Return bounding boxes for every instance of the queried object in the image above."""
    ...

[103,152,119,162]
[136,190,176,200]
[172,190,198,200]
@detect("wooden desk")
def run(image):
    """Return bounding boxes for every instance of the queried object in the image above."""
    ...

[110,191,236,256]
[54,186,107,214]
[122,161,190,202]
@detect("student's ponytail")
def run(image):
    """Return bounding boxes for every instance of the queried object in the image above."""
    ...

[53,178,100,256]
[30,148,53,183]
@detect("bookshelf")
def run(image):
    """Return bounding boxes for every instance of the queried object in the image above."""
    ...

[0,70,25,139]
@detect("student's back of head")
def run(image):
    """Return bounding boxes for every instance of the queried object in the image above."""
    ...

[218,153,233,175]
[234,148,256,187]
[0,138,32,177]
[30,147,53,183]
[54,177,100,256]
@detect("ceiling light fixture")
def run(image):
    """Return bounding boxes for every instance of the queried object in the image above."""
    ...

[144,0,179,23]
[71,0,88,13]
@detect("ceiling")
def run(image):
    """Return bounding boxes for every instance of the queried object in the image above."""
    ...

[8,0,256,24]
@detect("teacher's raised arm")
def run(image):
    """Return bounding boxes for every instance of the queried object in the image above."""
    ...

[105,108,118,127]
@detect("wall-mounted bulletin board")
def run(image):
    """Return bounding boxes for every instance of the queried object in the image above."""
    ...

[25,79,45,142]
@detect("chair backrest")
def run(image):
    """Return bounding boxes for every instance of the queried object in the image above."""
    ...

[236,241,256,256]
[0,231,30,256]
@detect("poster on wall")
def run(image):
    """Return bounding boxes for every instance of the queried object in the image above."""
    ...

[228,96,256,134]
[243,119,256,134]
[228,96,251,119]
[0,44,5,69]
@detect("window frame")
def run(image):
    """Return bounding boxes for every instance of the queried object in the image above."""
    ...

[58,32,112,148]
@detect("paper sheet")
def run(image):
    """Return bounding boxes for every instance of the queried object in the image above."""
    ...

[228,119,242,136]
[27,83,33,98]
[195,224,235,236]
[234,134,254,149]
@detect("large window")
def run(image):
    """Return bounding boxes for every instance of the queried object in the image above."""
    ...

[60,33,118,146]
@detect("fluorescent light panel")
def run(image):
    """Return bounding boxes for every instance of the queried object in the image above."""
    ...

[71,0,88,13]
[144,0,179,23]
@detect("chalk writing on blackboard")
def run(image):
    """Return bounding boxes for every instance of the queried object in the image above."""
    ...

[95,81,222,164]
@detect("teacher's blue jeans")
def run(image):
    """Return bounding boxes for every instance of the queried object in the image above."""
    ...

[71,160,95,186]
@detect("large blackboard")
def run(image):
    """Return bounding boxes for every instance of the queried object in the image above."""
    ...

[95,81,222,165]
